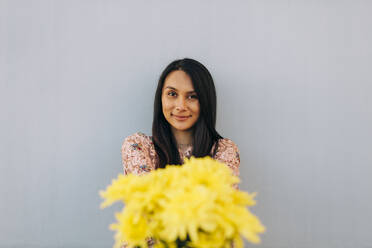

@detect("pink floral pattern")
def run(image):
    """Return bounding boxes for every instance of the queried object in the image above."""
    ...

[120,132,241,248]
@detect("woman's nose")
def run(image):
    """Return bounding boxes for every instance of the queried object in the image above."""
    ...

[175,97,187,110]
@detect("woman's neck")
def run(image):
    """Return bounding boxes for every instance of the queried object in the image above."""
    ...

[171,127,193,146]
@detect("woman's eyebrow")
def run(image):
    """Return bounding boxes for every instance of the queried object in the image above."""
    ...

[165,86,196,93]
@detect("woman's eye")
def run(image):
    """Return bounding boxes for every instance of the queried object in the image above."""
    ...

[188,95,198,99]
[168,91,177,97]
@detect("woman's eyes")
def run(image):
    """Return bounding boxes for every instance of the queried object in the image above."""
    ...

[167,91,198,99]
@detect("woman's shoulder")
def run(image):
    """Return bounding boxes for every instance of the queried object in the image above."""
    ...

[213,137,240,180]
[216,137,240,152]
[213,137,240,163]
[122,132,153,151]
[123,132,152,141]
[121,132,156,174]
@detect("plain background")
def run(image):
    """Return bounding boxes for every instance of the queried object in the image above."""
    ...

[1,1,372,247]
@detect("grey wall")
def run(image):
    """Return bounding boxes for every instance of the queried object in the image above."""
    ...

[1,1,371,247]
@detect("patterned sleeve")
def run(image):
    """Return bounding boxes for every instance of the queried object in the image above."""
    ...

[121,132,153,175]
[120,133,156,248]
[214,138,241,189]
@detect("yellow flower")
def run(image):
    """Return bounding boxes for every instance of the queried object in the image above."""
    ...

[109,206,150,248]
[189,227,227,248]
[155,185,216,242]
[100,156,265,248]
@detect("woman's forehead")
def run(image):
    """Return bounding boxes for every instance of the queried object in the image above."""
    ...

[163,70,195,92]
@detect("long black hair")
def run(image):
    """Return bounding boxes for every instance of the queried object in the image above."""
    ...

[152,58,223,169]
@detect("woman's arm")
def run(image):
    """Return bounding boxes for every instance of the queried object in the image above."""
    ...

[120,133,155,248]
[121,132,153,175]
[214,138,241,189]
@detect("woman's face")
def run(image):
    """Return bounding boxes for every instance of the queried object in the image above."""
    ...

[162,70,200,132]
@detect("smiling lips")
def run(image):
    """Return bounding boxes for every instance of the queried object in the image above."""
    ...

[172,114,191,121]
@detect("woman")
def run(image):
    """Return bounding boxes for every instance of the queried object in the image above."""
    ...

[121,58,240,248]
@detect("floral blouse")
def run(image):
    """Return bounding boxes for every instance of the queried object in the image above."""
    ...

[120,132,241,248]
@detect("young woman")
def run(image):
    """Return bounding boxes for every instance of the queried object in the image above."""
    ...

[120,58,240,247]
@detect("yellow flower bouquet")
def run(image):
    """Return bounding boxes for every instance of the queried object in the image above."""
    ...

[99,156,265,248]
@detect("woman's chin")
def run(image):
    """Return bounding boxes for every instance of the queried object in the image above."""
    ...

[171,123,193,132]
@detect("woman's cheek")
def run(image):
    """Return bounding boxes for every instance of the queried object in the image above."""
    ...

[162,98,170,110]
[164,102,172,113]
[191,102,200,113]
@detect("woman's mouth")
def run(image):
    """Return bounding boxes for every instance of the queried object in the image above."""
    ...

[172,114,190,121]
